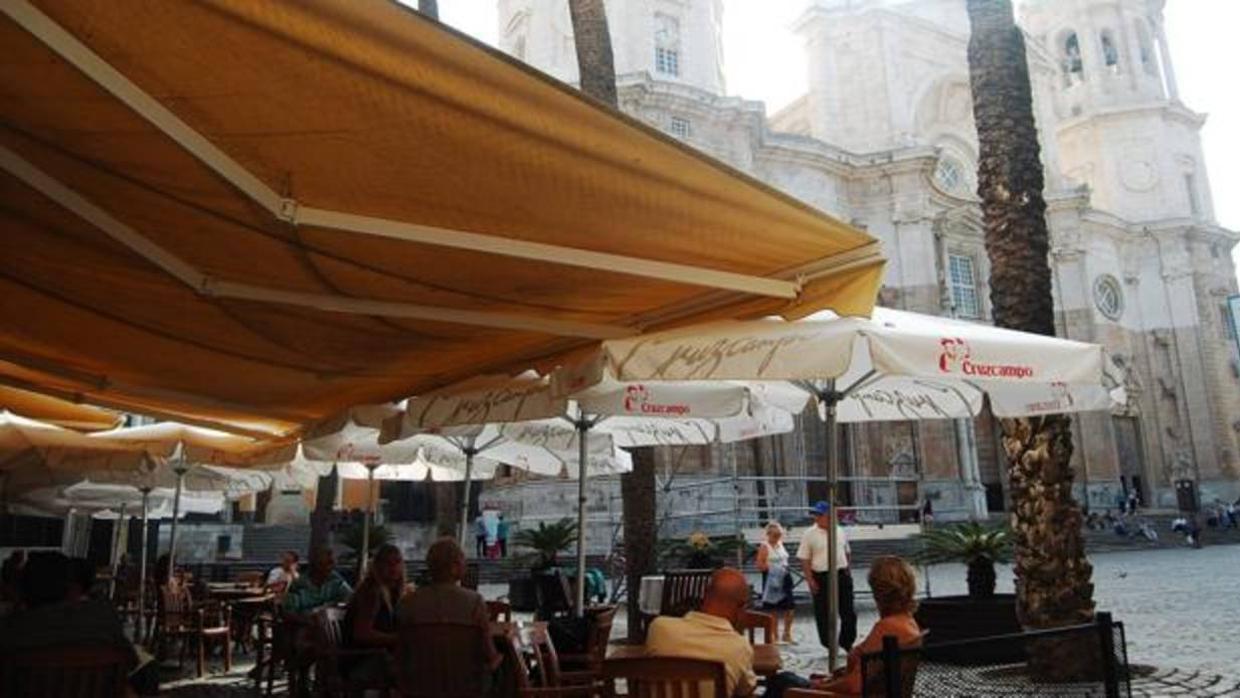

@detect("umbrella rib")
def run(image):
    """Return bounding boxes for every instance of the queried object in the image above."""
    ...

[0,144,632,340]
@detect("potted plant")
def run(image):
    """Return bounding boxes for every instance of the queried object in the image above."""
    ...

[659,531,748,570]
[913,522,1022,664]
[510,518,579,611]
[337,521,394,584]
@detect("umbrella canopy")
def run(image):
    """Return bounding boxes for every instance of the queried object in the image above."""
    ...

[90,422,296,466]
[567,307,1119,420]
[0,385,122,432]
[17,480,225,519]
[0,411,151,492]
[0,0,883,436]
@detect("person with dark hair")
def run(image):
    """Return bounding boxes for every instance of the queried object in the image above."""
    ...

[283,547,352,614]
[809,556,923,696]
[1,551,154,694]
[342,544,406,682]
[266,550,300,594]
[397,538,501,689]
[67,557,98,601]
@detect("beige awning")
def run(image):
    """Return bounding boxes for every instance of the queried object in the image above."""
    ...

[0,385,121,432]
[0,0,883,435]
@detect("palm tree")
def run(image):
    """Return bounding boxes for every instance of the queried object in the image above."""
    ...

[512,518,579,569]
[566,0,655,641]
[965,0,1096,680]
[915,522,1012,599]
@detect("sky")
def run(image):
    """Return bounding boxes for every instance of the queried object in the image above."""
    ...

[436,1,1238,278]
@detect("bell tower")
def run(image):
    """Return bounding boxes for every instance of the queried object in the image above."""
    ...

[497,0,726,96]
[1022,0,1214,223]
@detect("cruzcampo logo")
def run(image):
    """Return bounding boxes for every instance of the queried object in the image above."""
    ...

[621,384,691,416]
[938,338,1033,379]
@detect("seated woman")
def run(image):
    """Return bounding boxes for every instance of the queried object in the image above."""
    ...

[810,556,922,697]
[342,544,407,683]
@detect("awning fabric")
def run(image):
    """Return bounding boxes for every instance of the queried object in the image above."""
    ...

[0,0,883,436]
[0,385,121,432]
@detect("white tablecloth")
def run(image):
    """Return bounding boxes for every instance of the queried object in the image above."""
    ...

[638,575,664,615]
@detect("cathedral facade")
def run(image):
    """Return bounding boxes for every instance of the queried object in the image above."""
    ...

[494,0,1240,517]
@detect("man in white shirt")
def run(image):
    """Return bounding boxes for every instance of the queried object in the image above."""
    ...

[797,501,856,651]
[265,550,299,593]
[646,568,758,696]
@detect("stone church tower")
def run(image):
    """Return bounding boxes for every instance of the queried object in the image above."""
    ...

[498,0,725,95]
[487,0,1239,530]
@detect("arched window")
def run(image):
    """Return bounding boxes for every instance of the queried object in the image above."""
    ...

[654,14,681,77]
[1100,30,1120,72]
[1135,21,1156,76]
[1061,31,1084,86]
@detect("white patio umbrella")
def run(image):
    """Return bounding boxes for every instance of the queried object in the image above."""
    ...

[559,306,1123,667]
[384,372,806,614]
[90,421,295,570]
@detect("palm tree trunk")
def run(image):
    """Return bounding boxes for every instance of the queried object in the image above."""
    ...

[418,0,438,21]
[965,0,1096,680]
[568,0,618,108]
[621,447,657,642]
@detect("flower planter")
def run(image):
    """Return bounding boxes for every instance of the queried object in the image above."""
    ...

[915,594,1025,665]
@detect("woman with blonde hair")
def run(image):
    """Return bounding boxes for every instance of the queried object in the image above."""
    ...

[756,520,796,643]
[809,555,921,696]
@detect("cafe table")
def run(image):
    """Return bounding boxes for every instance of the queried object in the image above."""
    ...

[607,642,783,677]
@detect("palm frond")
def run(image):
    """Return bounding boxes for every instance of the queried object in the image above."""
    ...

[913,521,1013,566]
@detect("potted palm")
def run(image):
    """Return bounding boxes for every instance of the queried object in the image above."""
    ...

[658,531,748,570]
[510,518,579,611]
[337,521,394,584]
[913,522,1022,664]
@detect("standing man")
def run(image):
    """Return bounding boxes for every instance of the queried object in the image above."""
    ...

[798,501,856,652]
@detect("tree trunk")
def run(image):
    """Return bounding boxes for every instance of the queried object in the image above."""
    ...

[621,447,657,643]
[418,0,438,20]
[965,0,1096,681]
[308,466,339,555]
[568,0,618,108]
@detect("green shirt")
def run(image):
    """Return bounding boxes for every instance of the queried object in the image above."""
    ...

[282,571,352,613]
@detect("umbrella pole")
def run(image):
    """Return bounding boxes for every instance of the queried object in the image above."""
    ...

[168,462,187,572]
[574,419,590,617]
[824,382,841,672]
[362,464,376,577]
[137,487,151,644]
[459,446,476,551]
[109,503,127,600]
[731,442,743,568]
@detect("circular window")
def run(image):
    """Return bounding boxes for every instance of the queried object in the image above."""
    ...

[934,156,970,195]
[1093,275,1124,320]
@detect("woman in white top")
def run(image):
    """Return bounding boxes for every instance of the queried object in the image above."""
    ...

[755,520,796,644]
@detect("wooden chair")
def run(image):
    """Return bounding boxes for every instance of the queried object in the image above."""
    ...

[398,622,495,698]
[463,562,481,591]
[601,656,727,698]
[154,584,198,665]
[310,606,392,697]
[658,569,713,618]
[487,599,513,623]
[739,609,776,645]
[0,644,132,698]
[504,624,597,697]
[190,599,234,677]
[559,605,617,684]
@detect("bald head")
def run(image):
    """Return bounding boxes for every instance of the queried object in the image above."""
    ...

[699,567,750,625]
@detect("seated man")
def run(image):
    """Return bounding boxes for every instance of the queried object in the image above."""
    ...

[647,568,807,697]
[397,538,501,694]
[0,552,152,696]
[266,550,300,595]
[282,547,352,615]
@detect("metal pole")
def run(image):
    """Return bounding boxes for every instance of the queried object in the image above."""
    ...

[167,461,187,571]
[824,382,841,672]
[109,503,127,600]
[574,419,590,616]
[137,487,151,644]
[361,463,376,577]
[61,506,76,553]
[459,446,476,550]
[731,442,743,568]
